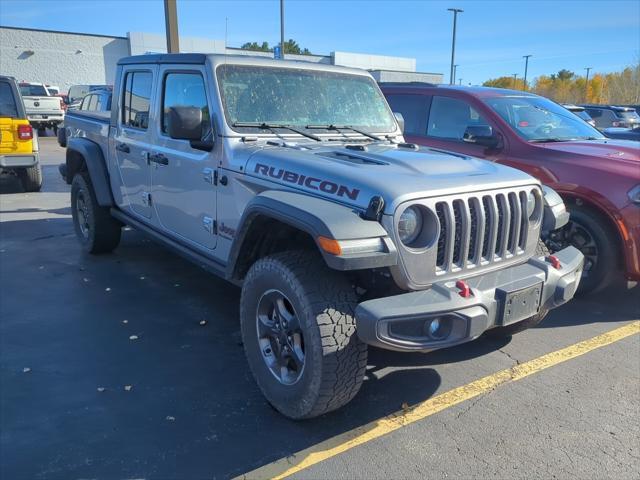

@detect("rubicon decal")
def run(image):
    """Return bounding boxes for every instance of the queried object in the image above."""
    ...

[254,163,360,200]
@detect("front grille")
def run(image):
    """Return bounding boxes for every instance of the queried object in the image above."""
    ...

[434,189,530,274]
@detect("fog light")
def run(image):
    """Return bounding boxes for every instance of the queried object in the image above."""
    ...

[424,317,453,340]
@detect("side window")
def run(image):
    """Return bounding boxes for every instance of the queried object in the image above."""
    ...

[586,109,601,118]
[95,95,103,111]
[88,95,98,111]
[161,72,210,139]
[80,95,90,110]
[427,96,489,141]
[122,71,152,129]
[384,94,430,135]
[0,81,18,118]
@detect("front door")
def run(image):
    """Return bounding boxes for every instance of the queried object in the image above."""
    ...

[150,67,217,250]
[113,67,157,219]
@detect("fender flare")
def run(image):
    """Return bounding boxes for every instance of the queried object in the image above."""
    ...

[66,137,114,207]
[227,190,397,277]
[541,185,569,232]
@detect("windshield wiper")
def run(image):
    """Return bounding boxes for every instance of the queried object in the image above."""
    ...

[232,122,321,142]
[306,124,384,141]
[529,138,573,143]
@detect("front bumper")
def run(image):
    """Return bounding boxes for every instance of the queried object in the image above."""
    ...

[0,153,39,168]
[355,246,583,351]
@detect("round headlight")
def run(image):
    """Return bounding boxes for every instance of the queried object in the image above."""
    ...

[398,206,423,245]
[526,191,537,219]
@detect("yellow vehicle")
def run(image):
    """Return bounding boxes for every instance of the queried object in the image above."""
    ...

[0,75,42,192]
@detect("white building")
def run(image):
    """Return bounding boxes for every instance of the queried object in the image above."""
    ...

[0,26,442,92]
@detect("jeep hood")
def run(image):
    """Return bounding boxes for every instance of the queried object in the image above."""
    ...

[245,143,538,213]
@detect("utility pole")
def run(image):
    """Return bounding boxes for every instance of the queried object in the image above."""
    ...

[453,64,459,82]
[584,67,592,102]
[448,8,463,85]
[458,78,462,85]
[280,0,285,58]
[522,54,532,91]
[164,0,180,53]
[512,73,518,89]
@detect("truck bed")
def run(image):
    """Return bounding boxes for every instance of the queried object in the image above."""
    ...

[63,110,110,157]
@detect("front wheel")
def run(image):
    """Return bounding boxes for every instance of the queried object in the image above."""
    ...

[240,251,368,419]
[71,172,121,253]
[545,205,619,294]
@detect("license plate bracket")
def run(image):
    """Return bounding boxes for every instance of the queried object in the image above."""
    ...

[496,282,543,326]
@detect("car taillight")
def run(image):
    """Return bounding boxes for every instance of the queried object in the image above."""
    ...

[59,98,65,111]
[18,124,33,140]
[612,121,620,127]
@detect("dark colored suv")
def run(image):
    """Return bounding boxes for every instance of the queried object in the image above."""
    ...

[580,105,640,129]
[381,83,640,293]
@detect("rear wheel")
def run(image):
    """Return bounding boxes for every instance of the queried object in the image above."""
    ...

[71,172,121,253]
[240,251,367,419]
[18,164,43,192]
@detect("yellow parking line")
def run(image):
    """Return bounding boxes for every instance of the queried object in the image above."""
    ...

[236,321,640,480]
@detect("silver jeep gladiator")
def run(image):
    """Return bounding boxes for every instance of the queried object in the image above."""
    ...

[61,54,583,419]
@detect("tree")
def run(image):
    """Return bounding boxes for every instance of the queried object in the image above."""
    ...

[483,76,525,90]
[240,39,312,55]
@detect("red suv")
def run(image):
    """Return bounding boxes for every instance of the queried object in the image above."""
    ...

[381,84,640,293]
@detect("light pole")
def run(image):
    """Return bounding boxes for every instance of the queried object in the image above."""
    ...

[448,8,463,85]
[584,67,592,102]
[280,0,285,58]
[458,78,462,85]
[453,64,459,82]
[512,73,518,89]
[164,0,180,53]
[522,54,532,91]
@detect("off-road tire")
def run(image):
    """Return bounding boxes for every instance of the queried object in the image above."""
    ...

[18,164,43,192]
[488,241,550,337]
[71,172,121,254]
[240,251,368,419]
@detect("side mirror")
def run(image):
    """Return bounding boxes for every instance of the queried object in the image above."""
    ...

[463,125,499,148]
[168,106,213,151]
[394,112,405,134]
[168,106,203,141]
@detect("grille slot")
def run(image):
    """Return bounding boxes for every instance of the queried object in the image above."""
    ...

[433,188,533,275]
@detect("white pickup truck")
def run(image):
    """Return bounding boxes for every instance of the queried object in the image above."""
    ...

[18,82,64,133]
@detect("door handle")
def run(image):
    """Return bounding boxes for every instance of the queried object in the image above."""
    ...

[149,153,169,166]
[115,142,130,153]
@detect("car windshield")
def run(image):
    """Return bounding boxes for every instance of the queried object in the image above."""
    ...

[617,110,640,120]
[217,64,396,135]
[19,84,49,96]
[487,95,605,142]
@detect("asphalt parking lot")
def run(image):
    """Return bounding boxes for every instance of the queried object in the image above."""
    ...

[1,136,639,480]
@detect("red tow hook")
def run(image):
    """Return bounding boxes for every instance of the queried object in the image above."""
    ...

[547,255,562,269]
[455,280,473,298]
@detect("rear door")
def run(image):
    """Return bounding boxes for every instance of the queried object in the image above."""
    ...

[113,66,157,219]
[150,66,217,249]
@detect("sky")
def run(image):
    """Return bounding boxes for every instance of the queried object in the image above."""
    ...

[1,0,638,85]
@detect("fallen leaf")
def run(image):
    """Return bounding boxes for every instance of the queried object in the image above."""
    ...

[174,283,180,287]
[166,415,176,421]
[199,320,207,326]
[97,387,106,392]
[23,367,31,373]
[129,335,139,340]
[139,276,145,280]
[124,385,132,391]
[105,288,111,292]
[122,320,129,324]
[83,278,89,283]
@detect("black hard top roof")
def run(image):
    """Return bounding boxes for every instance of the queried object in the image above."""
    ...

[117,53,207,66]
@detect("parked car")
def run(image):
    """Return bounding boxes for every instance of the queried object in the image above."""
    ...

[621,105,640,116]
[59,54,582,419]
[18,82,65,133]
[381,83,639,293]
[0,76,43,191]
[67,84,112,108]
[603,126,640,141]
[580,104,640,130]
[58,89,112,147]
[563,104,596,127]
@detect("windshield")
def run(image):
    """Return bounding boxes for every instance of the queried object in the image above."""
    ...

[19,84,49,96]
[487,95,604,141]
[617,110,640,120]
[217,65,396,135]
